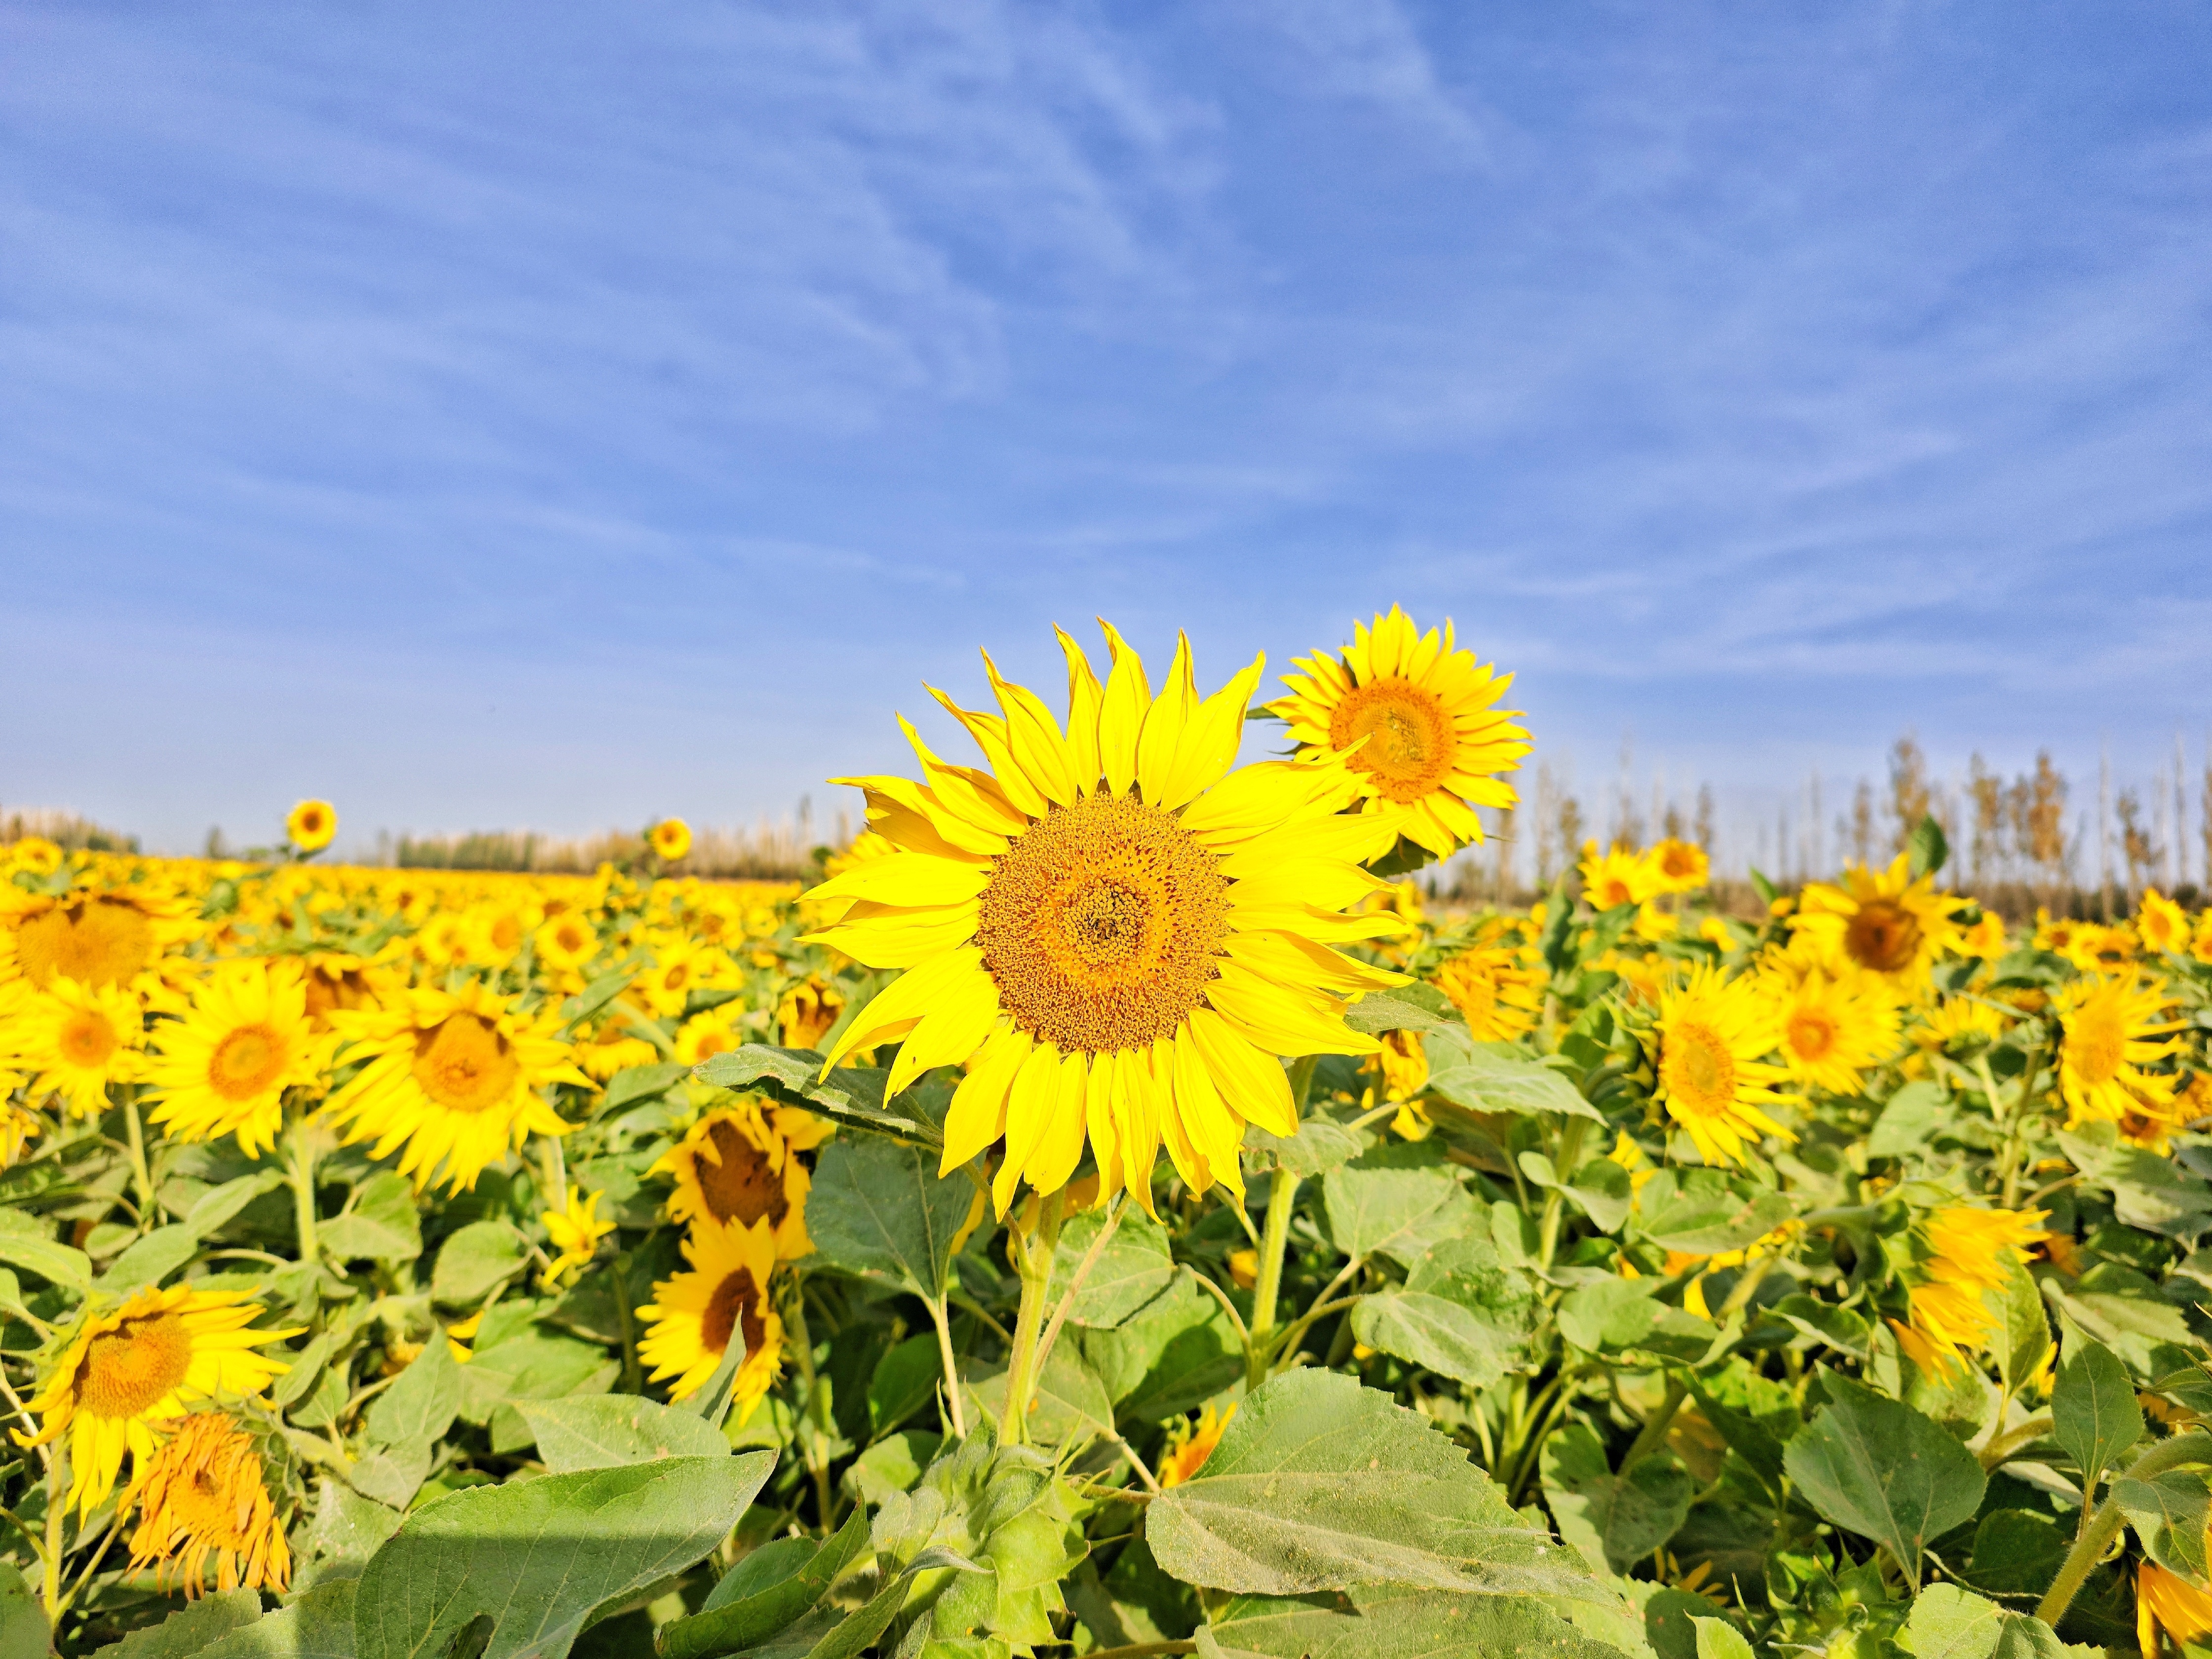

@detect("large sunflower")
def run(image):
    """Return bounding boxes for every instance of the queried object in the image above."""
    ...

[323,982,588,1192]
[1648,966,1795,1167]
[635,1217,785,1417]
[1791,855,1963,986]
[804,623,1411,1214]
[19,976,146,1118]
[145,960,324,1158]
[1265,605,1530,860]
[653,1100,828,1261]
[22,1286,299,1518]
[2054,973,2183,1128]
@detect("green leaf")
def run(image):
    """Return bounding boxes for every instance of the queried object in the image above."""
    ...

[462,1327,621,1453]
[365,1339,462,1449]
[1987,1268,2051,1395]
[1146,1369,1600,1598]
[1684,1361,1799,1489]
[0,1562,48,1659]
[1050,1206,1175,1328]
[1341,985,1464,1036]
[517,1395,729,1473]
[561,967,637,1029]
[197,1581,357,1659]
[1350,1235,1534,1388]
[1423,1029,1602,1119]
[1563,1157,1633,1235]
[1964,1510,2068,1600]
[352,1453,773,1659]
[803,1546,984,1659]
[1781,1377,1984,1580]
[601,1062,688,1112]
[660,1504,870,1659]
[1906,1583,2102,1659]
[1868,1082,1948,1161]
[1242,1117,1365,1179]
[851,1431,940,1507]
[1540,1422,1695,1575]
[186,1170,288,1237]
[1081,1269,1243,1425]
[1633,1170,1793,1255]
[0,1209,91,1292]
[1693,1615,1756,1659]
[2057,1125,2212,1237]
[1323,1144,1476,1265]
[1557,1278,1709,1358]
[806,1135,976,1300]
[2114,1466,2212,1580]
[98,1223,200,1291]
[321,1172,423,1265]
[431,1220,529,1307]
[693,1046,942,1146]
[1198,1582,1628,1659]
[867,1333,943,1437]
[2051,1334,2141,1492]
[1907,815,1949,879]
[965,1345,1117,1449]
[88,1590,263,1659]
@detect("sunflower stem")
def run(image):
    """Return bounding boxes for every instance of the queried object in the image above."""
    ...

[120,1089,155,1225]
[1001,1186,1066,1447]
[1247,1167,1300,1389]
[2037,1430,2212,1628]
[286,1111,320,1269]
[783,1281,839,1533]
[925,1295,967,1440]
[42,1438,65,1619]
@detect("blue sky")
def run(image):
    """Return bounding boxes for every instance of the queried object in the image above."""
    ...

[6,1,2210,869]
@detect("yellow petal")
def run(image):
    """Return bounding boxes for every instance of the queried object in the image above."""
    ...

[896,716,1029,840]
[942,1026,1029,1172]
[1154,1035,1208,1193]
[822,947,986,1070]
[1024,1048,1091,1198]
[808,852,989,909]
[995,1042,1065,1215]
[1227,859,1393,915]
[1206,960,1377,1057]
[1056,625,1105,795]
[1185,1008,1296,1137]
[1171,1029,1244,1199]
[1134,632,1198,806]
[886,959,1003,1094]
[1216,805,1412,876]
[1097,619,1151,798]
[831,774,1005,858]
[1084,1051,1123,1205]
[1155,652,1264,811]
[802,900,981,969]
[927,686,1050,819]
[1223,929,1409,998]
[984,649,1080,808]
[1180,754,1364,849]
[1116,1046,1164,1216]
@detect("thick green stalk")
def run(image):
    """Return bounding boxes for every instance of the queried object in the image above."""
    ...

[1001,1188,1066,1446]
[925,1296,967,1439]
[1536,1118,1590,1270]
[121,1091,155,1224]
[1247,1168,1299,1388]
[43,1440,65,1619]
[783,1284,839,1532]
[286,1113,320,1267]
[2037,1431,2212,1628]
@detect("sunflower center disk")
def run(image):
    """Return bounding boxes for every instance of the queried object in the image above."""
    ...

[2069,1013,2125,1085]
[1788,1011,1837,1062]
[1328,678,1455,803]
[977,791,1229,1054]
[698,1121,789,1229]
[411,1014,520,1114]
[210,1025,286,1101]
[1667,1022,1737,1115]
[1845,900,1921,973]
[703,1266,767,1359]
[61,1013,118,1068]
[79,1312,194,1419]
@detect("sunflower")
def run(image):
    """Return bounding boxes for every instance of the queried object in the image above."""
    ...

[1760,966,1898,1096]
[286,800,337,854]
[540,1185,616,1287]
[1791,855,1963,985]
[2140,1560,2212,1656]
[650,819,693,862]
[1431,938,1542,1042]
[1890,1205,2045,1377]
[1648,966,1794,1167]
[637,939,733,1020]
[145,960,323,1158]
[322,982,588,1193]
[299,952,382,1029]
[1647,838,1710,895]
[2,887,194,992]
[1911,993,2006,1055]
[654,1100,826,1260]
[776,977,845,1051]
[22,1286,299,1518]
[1158,1402,1235,1487]
[9,836,63,876]
[1957,909,2009,959]
[674,1011,746,1067]
[1265,606,1530,860]
[124,1411,290,1596]
[535,912,602,975]
[2138,890,2192,957]
[635,1217,784,1417]
[19,976,145,1117]
[2054,973,2184,1128]
[1580,843,1659,912]
[805,623,1411,1214]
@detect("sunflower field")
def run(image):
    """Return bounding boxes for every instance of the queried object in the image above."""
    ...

[5,610,2212,1659]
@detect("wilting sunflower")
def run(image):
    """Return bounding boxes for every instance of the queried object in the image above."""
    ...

[1158,1402,1235,1487]
[285,800,337,854]
[1791,855,1963,986]
[805,623,1410,1214]
[540,1185,616,1287]
[1265,606,1529,860]
[635,1216,784,1416]
[1580,843,1659,912]
[1431,934,1542,1042]
[655,1100,827,1261]
[323,982,588,1193]
[650,818,693,862]
[23,1286,299,1518]
[145,960,323,1158]
[1648,966,1794,1168]
[20,976,145,1117]
[2054,973,2183,1128]
[124,1411,290,1596]
[1760,966,1898,1096]
[1890,1204,2045,1377]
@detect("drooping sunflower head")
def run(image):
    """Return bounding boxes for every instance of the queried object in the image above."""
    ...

[804,622,1414,1215]
[2139,1561,2212,1656]
[1265,605,1529,860]
[635,1216,785,1418]
[145,959,323,1159]
[1648,965,1795,1168]
[776,977,845,1051]
[300,952,382,1029]
[650,818,693,862]
[653,1100,824,1260]
[21,975,146,1119]
[286,799,337,854]
[1430,933,1542,1043]
[1791,854,1964,983]
[321,981,588,1193]
[1920,1204,2047,1294]
[125,1410,291,1597]
[2054,972,2183,1129]
[25,1286,300,1519]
